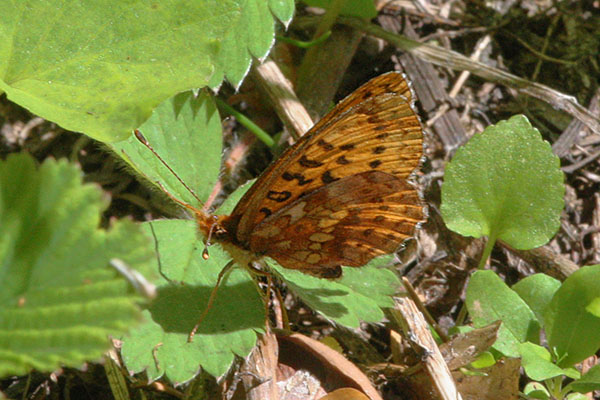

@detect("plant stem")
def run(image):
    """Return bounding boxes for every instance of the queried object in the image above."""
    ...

[215,97,275,148]
[478,233,497,270]
[276,30,331,49]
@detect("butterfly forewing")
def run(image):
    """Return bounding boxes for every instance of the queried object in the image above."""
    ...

[229,72,422,245]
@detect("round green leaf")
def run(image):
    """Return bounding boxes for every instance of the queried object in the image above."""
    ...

[441,115,564,249]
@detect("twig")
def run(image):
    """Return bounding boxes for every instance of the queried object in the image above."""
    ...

[338,16,600,136]
[561,148,600,174]
[390,297,462,400]
[251,59,313,140]
[449,35,491,98]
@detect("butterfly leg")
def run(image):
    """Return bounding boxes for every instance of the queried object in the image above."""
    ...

[188,260,236,342]
[245,263,273,333]
[245,263,290,332]
[271,281,290,331]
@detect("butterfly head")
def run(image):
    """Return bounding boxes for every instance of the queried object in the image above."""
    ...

[195,212,238,252]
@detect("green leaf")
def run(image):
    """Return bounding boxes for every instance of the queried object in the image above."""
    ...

[523,382,550,400]
[303,0,377,18]
[519,342,579,381]
[269,0,295,25]
[110,91,223,209]
[0,154,150,377]
[565,364,600,394]
[544,264,600,367]
[272,254,401,328]
[121,220,264,381]
[0,1,241,142]
[441,115,564,249]
[512,273,561,328]
[465,270,540,357]
[211,0,296,88]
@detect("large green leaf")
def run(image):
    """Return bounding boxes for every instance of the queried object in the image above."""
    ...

[544,265,600,367]
[120,219,264,381]
[0,154,151,377]
[441,115,564,249]
[0,1,238,142]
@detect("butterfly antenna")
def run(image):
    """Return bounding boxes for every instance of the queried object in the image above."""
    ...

[134,129,204,208]
[188,260,235,342]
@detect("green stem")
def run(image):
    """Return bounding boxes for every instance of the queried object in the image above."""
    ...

[546,376,563,399]
[276,30,332,49]
[215,97,275,148]
[314,0,345,38]
[478,233,497,270]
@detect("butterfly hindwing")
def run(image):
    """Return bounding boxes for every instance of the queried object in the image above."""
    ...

[249,171,423,275]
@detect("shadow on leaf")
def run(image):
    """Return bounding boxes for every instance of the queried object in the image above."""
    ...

[148,278,264,335]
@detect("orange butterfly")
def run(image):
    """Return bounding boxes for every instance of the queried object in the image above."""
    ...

[137,71,423,282]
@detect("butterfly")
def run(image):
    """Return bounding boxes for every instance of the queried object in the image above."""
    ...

[136,71,423,280]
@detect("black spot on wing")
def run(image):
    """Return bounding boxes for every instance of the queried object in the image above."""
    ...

[321,171,339,184]
[369,160,382,169]
[282,171,314,186]
[317,139,334,151]
[339,143,355,151]
[336,156,350,165]
[373,146,386,154]
[299,155,324,168]
[267,190,292,202]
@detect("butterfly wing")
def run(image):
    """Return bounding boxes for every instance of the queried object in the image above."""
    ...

[228,72,422,245]
[249,170,423,277]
